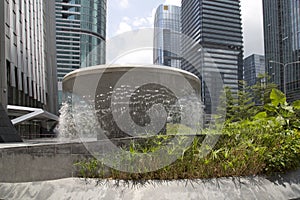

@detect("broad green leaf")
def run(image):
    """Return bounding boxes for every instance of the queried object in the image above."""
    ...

[293,100,300,110]
[254,112,267,120]
[276,115,286,125]
[282,105,294,113]
[264,103,276,112]
[270,89,286,107]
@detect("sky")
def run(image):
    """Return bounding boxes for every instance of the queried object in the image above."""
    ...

[107,0,264,60]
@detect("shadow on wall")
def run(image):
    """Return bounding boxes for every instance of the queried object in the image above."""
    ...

[0,103,22,143]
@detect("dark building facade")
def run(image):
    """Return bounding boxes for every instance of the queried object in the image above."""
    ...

[263,0,300,101]
[55,0,107,105]
[153,4,181,68]
[244,54,265,87]
[181,0,244,115]
[0,0,58,139]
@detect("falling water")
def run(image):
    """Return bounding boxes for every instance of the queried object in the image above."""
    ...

[57,83,203,141]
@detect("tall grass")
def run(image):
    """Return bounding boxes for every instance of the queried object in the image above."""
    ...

[75,89,300,180]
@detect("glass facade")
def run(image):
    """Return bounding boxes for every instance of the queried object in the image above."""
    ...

[0,0,58,138]
[263,0,300,102]
[55,0,106,82]
[153,5,181,68]
[0,0,58,112]
[181,0,243,114]
[244,54,265,87]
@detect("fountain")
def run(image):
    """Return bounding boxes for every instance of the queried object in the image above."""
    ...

[0,65,207,182]
[60,64,203,140]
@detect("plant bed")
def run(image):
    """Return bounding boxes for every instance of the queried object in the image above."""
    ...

[74,89,300,181]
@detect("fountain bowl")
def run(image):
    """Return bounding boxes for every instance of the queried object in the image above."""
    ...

[62,64,202,138]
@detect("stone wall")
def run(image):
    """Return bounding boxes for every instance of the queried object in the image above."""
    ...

[0,142,92,182]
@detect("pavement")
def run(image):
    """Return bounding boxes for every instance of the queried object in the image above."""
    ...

[1,172,300,200]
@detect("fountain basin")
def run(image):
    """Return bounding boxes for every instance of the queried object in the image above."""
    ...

[62,65,202,138]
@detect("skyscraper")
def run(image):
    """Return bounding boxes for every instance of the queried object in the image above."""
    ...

[181,0,243,114]
[244,54,265,87]
[153,5,181,68]
[55,0,107,104]
[263,0,300,101]
[0,0,58,140]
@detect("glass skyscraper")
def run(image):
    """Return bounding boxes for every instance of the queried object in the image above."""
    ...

[244,54,265,87]
[0,0,58,112]
[56,0,106,80]
[0,0,58,139]
[263,0,300,101]
[55,0,106,104]
[181,0,243,115]
[153,5,181,68]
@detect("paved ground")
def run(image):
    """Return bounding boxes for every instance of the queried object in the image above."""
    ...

[1,173,300,200]
[1,140,300,199]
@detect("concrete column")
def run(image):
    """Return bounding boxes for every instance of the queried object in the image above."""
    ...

[0,0,7,111]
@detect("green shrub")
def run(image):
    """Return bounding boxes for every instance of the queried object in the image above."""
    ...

[74,89,300,180]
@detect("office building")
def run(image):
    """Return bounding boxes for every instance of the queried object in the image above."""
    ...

[0,0,58,140]
[55,0,107,105]
[244,54,265,86]
[153,5,181,68]
[181,0,243,115]
[263,0,300,101]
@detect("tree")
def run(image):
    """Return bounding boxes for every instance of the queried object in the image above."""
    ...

[217,86,234,121]
[218,82,254,122]
[217,75,279,123]
[230,81,255,121]
[251,73,277,107]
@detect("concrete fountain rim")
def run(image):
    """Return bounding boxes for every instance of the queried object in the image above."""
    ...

[62,64,200,83]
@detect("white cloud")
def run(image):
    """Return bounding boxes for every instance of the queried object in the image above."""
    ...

[146,8,157,27]
[132,17,148,27]
[122,16,131,22]
[164,0,181,6]
[110,5,158,63]
[119,0,129,8]
[115,8,156,36]
[130,17,153,29]
[131,8,156,29]
[241,0,264,57]
[113,49,153,65]
[107,29,154,65]
[116,21,132,35]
